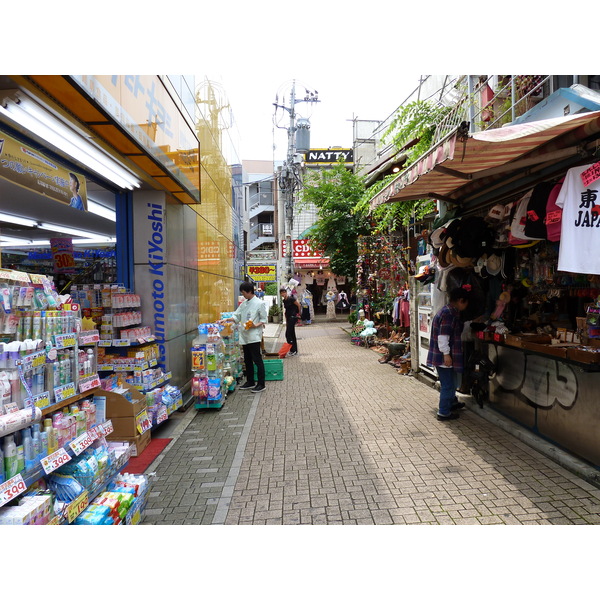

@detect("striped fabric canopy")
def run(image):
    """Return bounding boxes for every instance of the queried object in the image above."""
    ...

[369,110,600,210]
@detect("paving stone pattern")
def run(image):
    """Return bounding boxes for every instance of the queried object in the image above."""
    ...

[144,321,600,525]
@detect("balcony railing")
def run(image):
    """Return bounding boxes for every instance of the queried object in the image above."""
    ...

[432,75,551,144]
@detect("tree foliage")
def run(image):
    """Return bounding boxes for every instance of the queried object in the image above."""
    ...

[299,161,370,279]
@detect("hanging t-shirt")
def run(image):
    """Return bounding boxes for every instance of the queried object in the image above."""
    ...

[555,164,600,275]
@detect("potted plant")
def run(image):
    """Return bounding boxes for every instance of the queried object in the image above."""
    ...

[268,302,282,324]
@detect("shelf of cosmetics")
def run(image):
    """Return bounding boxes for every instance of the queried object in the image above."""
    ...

[0,339,100,412]
[0,395,110,486]
[191,318,243,406]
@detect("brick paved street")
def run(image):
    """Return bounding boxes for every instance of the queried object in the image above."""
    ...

[144,320,600,525]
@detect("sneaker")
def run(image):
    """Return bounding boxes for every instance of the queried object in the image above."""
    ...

[288,351,297,356]
[239,382,255,390]
[251,384,266,393]
[437,412,460,421]
[451,401,466,411]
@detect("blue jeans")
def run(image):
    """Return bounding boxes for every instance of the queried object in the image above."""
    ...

[436,366,457,416]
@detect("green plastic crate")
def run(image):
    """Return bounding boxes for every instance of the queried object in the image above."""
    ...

[253,358,284,381]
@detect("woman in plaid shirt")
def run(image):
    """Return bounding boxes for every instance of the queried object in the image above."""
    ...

[427,287,471,421]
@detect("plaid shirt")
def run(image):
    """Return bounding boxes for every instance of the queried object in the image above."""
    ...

[427,304,464,372]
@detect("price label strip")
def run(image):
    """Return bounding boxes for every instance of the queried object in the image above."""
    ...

[40,448,72,475]
[0,474,27,508]
[102,420,114,436]
[69,432,94,456]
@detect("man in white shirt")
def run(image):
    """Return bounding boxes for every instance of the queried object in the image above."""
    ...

[224,282,268,393]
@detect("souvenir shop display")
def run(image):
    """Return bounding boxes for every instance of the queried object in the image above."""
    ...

[425,165,600,367]
[0,268,157,524]
[356,234,409,326]
[325,289,337,320]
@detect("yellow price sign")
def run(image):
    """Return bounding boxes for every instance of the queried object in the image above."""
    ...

[67,491,89,523]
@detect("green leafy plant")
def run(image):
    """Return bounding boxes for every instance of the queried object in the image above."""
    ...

[268,303,282,317]
[265,282,279,296]
[300,159,371,280]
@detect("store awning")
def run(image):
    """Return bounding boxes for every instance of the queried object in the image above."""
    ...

[369,110,600,210]
[294,258,330,269]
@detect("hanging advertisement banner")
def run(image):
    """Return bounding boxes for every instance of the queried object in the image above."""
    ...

[50,238,76,273]
[0,132,87,210]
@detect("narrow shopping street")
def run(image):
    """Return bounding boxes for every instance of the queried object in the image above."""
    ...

[144,320,600,525]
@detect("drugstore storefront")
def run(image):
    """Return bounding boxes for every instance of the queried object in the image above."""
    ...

[370,108,600,470]
[0,75,242,396]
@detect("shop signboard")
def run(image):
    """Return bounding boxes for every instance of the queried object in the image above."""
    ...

[0,132,87,209]
[247,264,277,282]
[281,239,324,258]
[304,148,353,165]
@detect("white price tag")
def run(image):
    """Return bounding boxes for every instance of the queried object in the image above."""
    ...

[41,448,71,474]
[69,432,93,456]
[102,420,114,436]
[0,474,27,507]
[113,339,131,347]
[98,340,111,347]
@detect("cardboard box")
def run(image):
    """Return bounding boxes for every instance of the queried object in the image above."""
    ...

[108,409,148,438]
[108,429,151,457]
[103,383,146,418]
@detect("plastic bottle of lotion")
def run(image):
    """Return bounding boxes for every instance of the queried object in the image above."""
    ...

[4,434,18,479]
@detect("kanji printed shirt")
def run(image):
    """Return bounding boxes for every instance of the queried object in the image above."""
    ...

[426,304,464,372]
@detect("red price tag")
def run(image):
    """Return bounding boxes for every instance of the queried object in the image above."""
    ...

[0,474,27,507]
[157,406,168,424]
[69,432,93,456]
[41,448,71,474]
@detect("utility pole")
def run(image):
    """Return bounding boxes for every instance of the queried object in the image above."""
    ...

[273,80,319,280]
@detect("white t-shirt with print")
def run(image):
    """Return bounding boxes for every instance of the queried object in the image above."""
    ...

[555,164,600,275]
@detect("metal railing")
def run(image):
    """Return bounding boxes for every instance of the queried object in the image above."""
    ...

[432,75,551,144]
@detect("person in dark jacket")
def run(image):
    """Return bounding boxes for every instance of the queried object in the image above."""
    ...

[280,287,301,356]
[427,286,470,421]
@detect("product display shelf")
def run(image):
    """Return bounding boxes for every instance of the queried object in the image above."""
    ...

[40,387,103,417]
[98,336,157,348]
[97,358,159,372]
[132,371,172,393]
[1,417,118,511]
[480,338,600,372]
[54,441,135,525]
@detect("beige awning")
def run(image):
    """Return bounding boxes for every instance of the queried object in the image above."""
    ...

[369,110,600,210]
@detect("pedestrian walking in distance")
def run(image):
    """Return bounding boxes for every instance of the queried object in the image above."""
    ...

[221,282,267,393]
[280,286,301,356]
[427,286,470,420]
